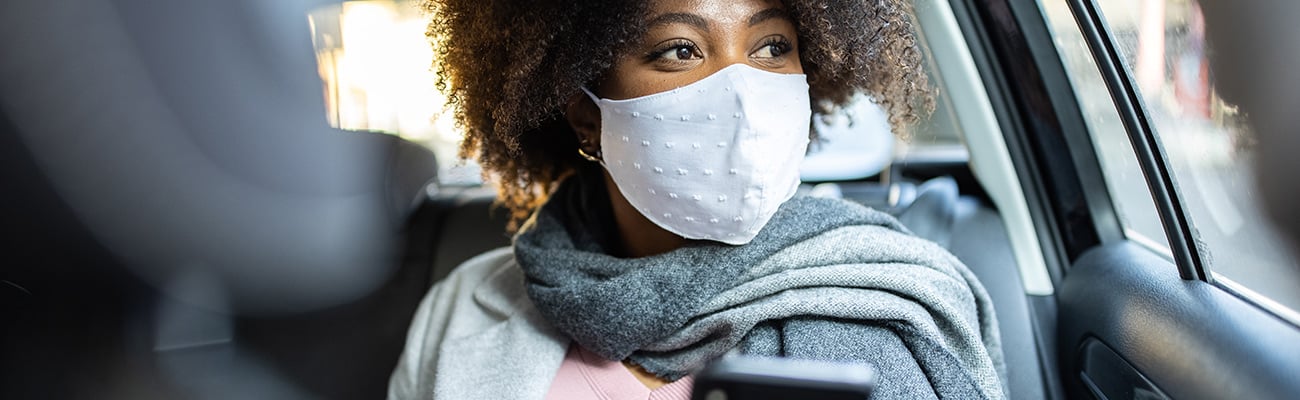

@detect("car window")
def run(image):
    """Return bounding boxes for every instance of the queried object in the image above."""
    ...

[307,1,481,185]
[1037,1,1171,254]
[1038,0,1300,314]
[305,0,963,186]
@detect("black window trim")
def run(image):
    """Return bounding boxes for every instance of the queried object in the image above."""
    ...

[948,0,1126,285]
[1061,0,1209,281]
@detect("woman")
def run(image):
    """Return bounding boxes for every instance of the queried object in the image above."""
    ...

[390,0,1006,399]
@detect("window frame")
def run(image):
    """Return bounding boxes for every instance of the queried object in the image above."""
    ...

[1059,0,1209,281]
[949,0,1123,285]
[1053,0,1300,327]
[1013,0,1300,397]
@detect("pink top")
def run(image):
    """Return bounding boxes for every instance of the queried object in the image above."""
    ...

[544,344,695,400]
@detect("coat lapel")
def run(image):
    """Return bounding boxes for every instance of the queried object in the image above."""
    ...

[432,260,569,400]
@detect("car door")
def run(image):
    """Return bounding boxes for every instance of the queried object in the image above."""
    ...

[950,0,1300,398]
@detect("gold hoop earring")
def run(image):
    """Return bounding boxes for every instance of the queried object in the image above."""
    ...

[577,147,603,163]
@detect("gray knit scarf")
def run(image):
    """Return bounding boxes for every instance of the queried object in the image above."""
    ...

[514,167,1006,399]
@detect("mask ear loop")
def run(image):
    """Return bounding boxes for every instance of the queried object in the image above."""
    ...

[580,87,601,103]
[577,88,606,165]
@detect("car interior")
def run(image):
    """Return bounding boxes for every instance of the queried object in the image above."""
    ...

[3,0,1298,399]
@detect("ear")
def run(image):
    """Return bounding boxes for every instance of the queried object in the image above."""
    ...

[565,91,602,151]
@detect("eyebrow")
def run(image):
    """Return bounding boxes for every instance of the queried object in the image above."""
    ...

[646,13,711,32]
[748,8,792,27]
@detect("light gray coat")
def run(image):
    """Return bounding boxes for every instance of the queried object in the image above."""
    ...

[388,248,568,400]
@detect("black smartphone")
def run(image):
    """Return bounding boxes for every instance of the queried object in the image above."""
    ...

[690,356,876,400]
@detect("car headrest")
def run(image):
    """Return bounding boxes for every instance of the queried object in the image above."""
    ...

[897,176,959,248]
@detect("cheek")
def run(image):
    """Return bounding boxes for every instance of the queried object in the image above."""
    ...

[786,45,805,73]
[597,60,646,100]
[598,56,703,99]
[600,68,675,100]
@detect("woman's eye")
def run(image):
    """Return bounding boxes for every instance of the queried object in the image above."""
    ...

[754,39,793,59]
[657,45,700,61]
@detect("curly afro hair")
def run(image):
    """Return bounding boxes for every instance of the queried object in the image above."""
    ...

[422,0,934,229]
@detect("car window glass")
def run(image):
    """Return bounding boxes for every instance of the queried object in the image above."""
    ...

[1037,0,1171,254]
[307,1,480,185]
[1041,0,1300,313]
[304,0,962,186]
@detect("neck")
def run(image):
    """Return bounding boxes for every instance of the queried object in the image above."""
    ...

[602,172,687,258]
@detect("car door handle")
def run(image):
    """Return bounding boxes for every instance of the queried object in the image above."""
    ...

[1079,338,1170,400]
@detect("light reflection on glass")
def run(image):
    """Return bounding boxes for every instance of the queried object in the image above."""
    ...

[307,1,472,183]
[1040,0,1300,313]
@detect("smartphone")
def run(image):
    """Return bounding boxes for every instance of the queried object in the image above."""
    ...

[690,356,876,400]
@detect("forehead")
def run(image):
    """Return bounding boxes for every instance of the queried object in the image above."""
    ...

[644,0,787,25]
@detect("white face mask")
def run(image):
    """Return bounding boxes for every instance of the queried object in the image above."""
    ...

[583,64,812,245]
